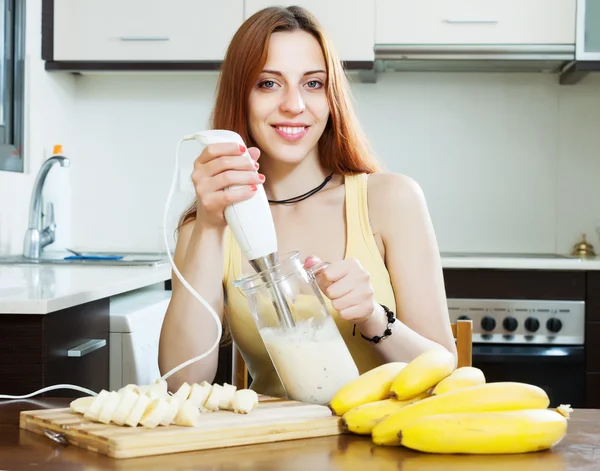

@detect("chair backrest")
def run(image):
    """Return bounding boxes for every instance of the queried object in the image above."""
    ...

[231,319,474,389]
[452,319,473,368]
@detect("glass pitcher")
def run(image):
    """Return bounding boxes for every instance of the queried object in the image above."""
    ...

[232,251,359,405]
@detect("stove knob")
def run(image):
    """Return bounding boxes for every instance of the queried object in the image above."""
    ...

[547,317,562,333]
[524,317,540,333]
[458,315,470,321]
[503,316,518,332]
[481,316,496,331]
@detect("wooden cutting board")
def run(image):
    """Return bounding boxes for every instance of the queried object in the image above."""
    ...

[19,395,344,459]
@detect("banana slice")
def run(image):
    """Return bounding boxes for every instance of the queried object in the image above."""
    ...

[70,396,95,414]
[219,383,238,410]
[125,393,152,427]
[173,382,192,402]
[231,389,259,414]
[204,383,223,411]
[188,382,212,407]
[140,397,169,428]
[174,400,203,427]
[98,391,122,424]
[84,390,110,421]
[112,389,140,425]
[118,384,141,394]
[160,396,181,426]
[146,379,169,399]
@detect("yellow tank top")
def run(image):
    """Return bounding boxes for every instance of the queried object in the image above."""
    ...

[222,173,397,397]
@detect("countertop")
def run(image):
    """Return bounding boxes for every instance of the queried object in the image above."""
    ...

[0,263,172,314]
[0,398,598,470]
[441,252,600,271]
[1,252,599,315]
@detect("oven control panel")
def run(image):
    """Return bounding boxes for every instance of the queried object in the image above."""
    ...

[447,298,585,345]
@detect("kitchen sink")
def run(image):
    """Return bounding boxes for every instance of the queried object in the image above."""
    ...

[0,251,170,267]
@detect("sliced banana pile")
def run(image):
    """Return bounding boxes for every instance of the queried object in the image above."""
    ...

[69,380,259,429]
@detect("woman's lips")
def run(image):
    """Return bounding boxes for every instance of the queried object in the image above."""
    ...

[271,125,309,142]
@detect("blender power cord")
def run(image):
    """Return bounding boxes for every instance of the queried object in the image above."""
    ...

[0,134,222,400]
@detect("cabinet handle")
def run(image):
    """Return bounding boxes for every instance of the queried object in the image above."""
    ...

[443,19,499,24]
[119,36,170,41]
[68,339,106,357]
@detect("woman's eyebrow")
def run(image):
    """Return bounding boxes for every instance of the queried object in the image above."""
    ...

[260,69,327,76]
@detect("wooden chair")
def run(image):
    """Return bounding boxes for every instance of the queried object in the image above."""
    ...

[232,319,473,389]
[452,319,473,368]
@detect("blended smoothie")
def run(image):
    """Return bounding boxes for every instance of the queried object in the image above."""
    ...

[259,316,359,405]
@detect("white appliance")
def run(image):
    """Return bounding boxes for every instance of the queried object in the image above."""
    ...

[109,284,171,391]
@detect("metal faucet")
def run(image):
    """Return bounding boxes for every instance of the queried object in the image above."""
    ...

[23,155,70,259]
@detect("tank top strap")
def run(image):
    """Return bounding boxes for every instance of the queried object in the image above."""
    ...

[344,173,382,261]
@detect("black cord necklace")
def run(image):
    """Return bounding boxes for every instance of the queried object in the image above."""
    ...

[268,172,334,205]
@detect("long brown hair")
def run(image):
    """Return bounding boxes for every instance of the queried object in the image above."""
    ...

[179,5,381,229]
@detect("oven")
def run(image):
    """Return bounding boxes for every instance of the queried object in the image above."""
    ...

[447,298,586,408]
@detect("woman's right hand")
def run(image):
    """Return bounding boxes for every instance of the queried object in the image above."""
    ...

[192,142,263,229]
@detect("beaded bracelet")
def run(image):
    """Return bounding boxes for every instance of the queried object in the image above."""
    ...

[352,304,396,344]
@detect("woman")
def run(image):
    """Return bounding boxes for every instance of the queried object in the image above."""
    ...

[158,5,456,397]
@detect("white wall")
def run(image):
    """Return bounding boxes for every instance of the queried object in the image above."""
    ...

[64,71,600,255]
[1,3,600,256]
[0,0,77,255]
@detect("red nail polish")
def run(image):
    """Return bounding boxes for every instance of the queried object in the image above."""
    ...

[239,145,246,152]
[250,184,257,191]
[258,174,265,182]
[254,161,259,169]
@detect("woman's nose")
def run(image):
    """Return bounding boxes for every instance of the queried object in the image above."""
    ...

[280,87,306,114]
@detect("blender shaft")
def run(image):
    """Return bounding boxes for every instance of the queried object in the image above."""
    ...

[249,254,296,329]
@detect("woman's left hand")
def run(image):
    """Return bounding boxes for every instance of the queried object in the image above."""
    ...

[304,255,379,325]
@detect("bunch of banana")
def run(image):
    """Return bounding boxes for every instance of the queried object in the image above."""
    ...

[69,379,259,429]
[372,381,551,446]
[397,405,572,454]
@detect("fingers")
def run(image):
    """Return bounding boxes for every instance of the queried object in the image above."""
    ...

[248,147,261,162]
[204,155,258,176]
[203,185,258,212]
[197,142,246,165]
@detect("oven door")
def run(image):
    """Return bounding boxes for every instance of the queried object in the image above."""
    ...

[471,345,585,408]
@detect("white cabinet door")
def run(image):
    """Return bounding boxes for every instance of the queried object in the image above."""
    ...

[375,0,576,45]
[53,0,244,61]
[244,1,375,62]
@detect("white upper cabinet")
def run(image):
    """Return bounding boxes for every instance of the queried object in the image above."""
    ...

[375,0,576,45]
[243,1,375,62]
[52,0,244,61]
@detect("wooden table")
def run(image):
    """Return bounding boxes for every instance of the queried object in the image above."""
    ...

[1,398,599,470]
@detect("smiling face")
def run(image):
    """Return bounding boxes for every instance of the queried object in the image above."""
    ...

[248,30,330,166]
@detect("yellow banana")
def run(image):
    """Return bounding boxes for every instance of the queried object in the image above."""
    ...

[389,348,455,400]
[399,407,571,454]
[372,381,550,446]
[432,366,486,395]
[328,362,408,416]
[341,393,429,435]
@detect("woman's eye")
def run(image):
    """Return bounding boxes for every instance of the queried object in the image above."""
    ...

[260,80,276,89]
[306,80,322,89]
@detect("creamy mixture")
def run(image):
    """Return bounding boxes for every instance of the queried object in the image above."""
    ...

[259,316,359,405]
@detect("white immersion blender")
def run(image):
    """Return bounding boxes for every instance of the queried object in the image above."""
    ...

[192,130,296,329]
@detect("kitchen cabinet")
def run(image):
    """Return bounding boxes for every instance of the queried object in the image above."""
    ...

[575,0,600,60]
[375,0,576,45]
[243,0,375,63]
[43,0,244,69]
[0,298,109,397]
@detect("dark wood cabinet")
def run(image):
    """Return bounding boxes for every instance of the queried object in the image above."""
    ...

[0,298,109,398]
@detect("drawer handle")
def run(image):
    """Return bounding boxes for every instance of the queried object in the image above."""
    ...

[68,339,106,357]
[119,36,170,41]
[443,19,499,24]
